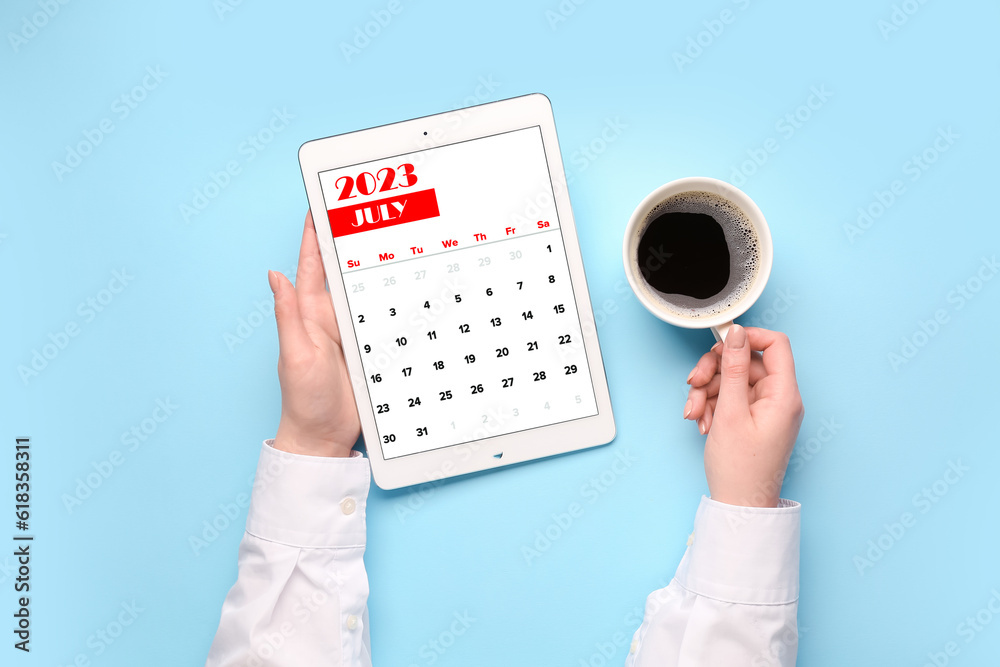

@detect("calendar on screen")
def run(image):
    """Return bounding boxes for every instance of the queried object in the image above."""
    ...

[318,126,599,459]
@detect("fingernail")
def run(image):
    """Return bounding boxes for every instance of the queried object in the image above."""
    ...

[267,270,278,294]
[686,369,696,384]
[683,399,692,419]
[698,419,707,435]
[726,324,747,350]
[711,342,723,354]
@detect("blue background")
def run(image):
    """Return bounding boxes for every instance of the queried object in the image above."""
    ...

[3,0,999,665]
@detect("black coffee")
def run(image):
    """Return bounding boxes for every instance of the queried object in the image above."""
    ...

[635,191,759,318]
[638,210,730,299]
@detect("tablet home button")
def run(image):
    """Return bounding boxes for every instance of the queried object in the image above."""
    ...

[341,497,357,515]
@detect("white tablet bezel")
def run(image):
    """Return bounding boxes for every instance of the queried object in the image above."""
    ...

[298,93,615,489]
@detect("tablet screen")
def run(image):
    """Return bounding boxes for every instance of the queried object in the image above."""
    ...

[319,126,599,459]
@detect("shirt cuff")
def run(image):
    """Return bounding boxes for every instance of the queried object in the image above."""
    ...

[244,439,371,549]
[674,496,800,605]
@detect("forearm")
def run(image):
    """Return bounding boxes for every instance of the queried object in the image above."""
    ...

[627,497,801,666]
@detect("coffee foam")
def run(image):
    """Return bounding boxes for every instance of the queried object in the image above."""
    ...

[638,190,760,318]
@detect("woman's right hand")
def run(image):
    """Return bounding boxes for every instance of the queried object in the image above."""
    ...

[683,325,805,508]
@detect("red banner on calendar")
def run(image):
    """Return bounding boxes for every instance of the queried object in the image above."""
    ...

[328,188,440,238]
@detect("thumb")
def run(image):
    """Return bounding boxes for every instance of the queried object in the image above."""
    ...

[716,324,751,420]
[268,270,311,361]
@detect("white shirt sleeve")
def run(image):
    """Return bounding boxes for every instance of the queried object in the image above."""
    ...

[205,443,799,667]
[205,441,373,667]
[626,496,801,667]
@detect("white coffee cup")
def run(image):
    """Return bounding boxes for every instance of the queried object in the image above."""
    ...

[622,177,773,342]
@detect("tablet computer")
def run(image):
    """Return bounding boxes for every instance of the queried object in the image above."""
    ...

[298,93,615,489]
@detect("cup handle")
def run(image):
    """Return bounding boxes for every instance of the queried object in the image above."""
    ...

[711,321,733,343]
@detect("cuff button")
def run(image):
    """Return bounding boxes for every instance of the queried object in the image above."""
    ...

[341,497,357,515]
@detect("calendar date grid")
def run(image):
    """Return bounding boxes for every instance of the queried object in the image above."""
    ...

[345,233,598,457]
